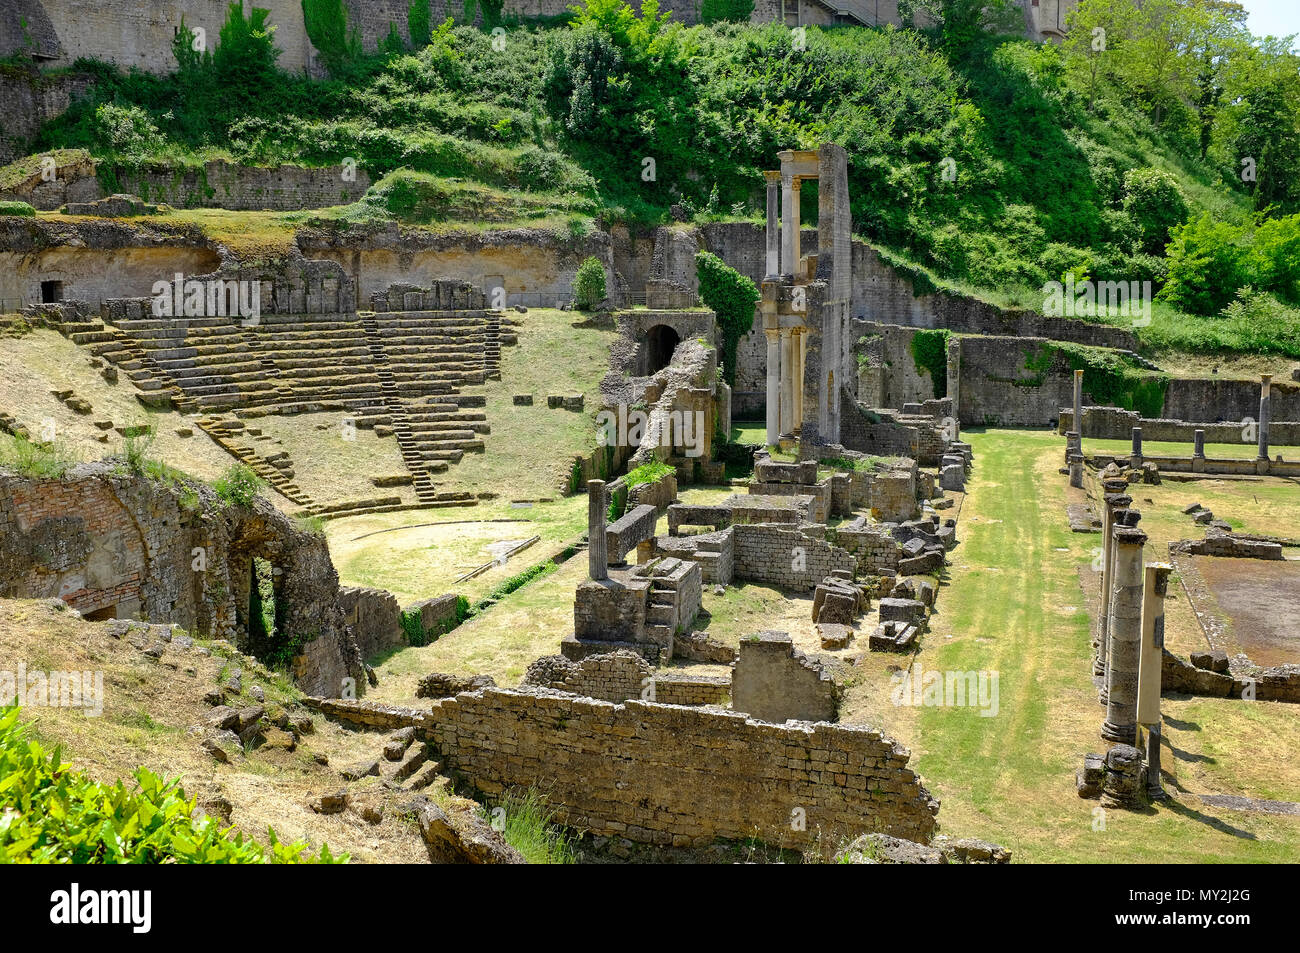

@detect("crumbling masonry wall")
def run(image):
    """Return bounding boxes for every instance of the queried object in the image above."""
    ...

[0,463,364,696]
[311,691,939,850]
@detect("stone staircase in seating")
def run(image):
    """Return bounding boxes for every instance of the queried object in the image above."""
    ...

[51,294,518,518]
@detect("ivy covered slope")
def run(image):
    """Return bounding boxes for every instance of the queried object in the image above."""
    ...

[23,0,1300,356]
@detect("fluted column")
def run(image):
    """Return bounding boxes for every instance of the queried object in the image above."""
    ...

[782,175,801,277]
[1138,562,1171,799]
[779,327,795,435]
[764,328,781,446]
[764,171,781,278]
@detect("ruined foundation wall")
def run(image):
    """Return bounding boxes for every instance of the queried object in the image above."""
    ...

[312,691,939,850]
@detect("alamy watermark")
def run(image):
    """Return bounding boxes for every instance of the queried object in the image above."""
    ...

[1043,274,1152,327]
[1,663,104,717]
[596,404,707,458]
[151,273,261,326]
[890,664,999,718]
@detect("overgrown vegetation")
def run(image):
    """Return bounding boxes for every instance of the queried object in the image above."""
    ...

[488,788,577,864]
[909,329,952,399]
[468,559,558,616]
[0,707,344,863]
[0,433,78,478]
[21,0,1300,355]
[1028,342,1169,418]
[213,463,265,507]
[695,251,759,385]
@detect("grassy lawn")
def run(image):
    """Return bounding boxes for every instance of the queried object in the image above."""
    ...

[326,495,587,606]
[1083,436,1299,458]
[435,308,615,500]
[888,428,1300,862]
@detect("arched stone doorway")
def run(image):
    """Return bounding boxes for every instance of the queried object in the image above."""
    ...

[645,324,680,375]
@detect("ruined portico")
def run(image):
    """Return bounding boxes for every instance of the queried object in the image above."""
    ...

[761,145,852,453]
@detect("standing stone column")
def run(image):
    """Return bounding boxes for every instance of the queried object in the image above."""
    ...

[1193,429,1205,458]
[1130,426,1143,466]
[764,328,781,446]
[764,171,781,278]
[793,326,806,431]
[1096,482,1131,685]
[1068,452,1084,489]
[779,327,795,436]
[781,172,798,276]
[1103,512,1146,746]
[587,480,608,581]
[1071,369,1084,455]
[1137,562,1172,800]
[1258,374,1272,461]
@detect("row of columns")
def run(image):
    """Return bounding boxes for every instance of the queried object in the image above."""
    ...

[764,170,804,279]
[764,326,807,445]
[1070,372,1276,463]
[1094,485,1170,800]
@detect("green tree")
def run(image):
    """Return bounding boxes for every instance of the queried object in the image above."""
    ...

[1158,213,1251,314]
[898,0,1025,51]
[695,250,759,385]
[701,0,754,25]
[216,2,281,96]
[408,0,432,47]
[573,256,607,310]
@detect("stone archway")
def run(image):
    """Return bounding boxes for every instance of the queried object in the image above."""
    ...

[645,324,681,375]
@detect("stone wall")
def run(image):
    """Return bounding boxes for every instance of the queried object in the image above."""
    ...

[338,586,401,661]
[0,67,94,164]
[731,630,840,723]
[956,334,1075,427]
[523,650,651,704]
[118,161,371,212]
[731,523,855,591]
[0,463,364,696]
[606,503,658,564]
[309,689,940,850]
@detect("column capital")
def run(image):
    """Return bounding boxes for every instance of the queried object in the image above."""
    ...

[764,327,782,342]
[764,170,781,184]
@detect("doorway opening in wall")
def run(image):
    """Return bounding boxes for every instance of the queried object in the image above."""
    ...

[645,324,680,375]
[249,556,277,645]
[40,280,63,304]
[82,604,117,621]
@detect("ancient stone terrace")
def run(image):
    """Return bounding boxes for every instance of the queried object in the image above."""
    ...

[42,273,518,514]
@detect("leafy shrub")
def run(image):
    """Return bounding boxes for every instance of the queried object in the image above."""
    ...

[695,251,759,385]
[700,0,754,24]
[573,256,606,310]
[91,103,163,159]
[0,707,344,863]
[1158,214,1251,315]
[213,463,265,507]
[303,0,360,75]
[1122,168,1188,256]
[0,201,35,217]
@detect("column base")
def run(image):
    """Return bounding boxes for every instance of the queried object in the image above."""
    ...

[1101,720,1136,745]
